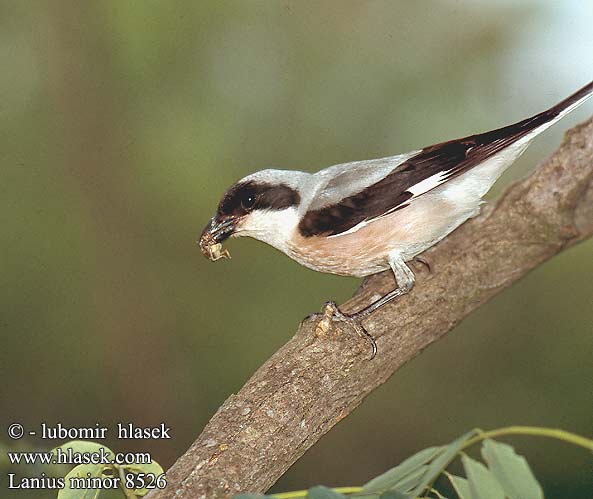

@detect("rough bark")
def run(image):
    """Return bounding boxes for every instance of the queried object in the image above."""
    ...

[146,116,593,499]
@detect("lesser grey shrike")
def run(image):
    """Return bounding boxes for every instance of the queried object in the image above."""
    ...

[200,79,593,358]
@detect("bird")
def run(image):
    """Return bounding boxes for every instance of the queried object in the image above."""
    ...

[199,79,593,358]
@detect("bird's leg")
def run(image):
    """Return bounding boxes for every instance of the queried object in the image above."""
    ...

[324,255,416,359]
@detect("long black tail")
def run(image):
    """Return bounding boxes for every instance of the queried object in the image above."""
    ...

[397,79,593,183]
[548,79,593,118]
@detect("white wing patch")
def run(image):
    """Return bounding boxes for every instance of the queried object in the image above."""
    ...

[406,170,449,197]
[327,219,371,237]
[327,170,450,238]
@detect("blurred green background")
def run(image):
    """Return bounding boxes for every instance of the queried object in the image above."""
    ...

[1,1,592,497]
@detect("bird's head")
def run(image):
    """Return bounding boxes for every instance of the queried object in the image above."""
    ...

[199,169,309,261]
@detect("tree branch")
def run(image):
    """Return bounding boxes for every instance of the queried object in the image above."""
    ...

[147,116,593,499]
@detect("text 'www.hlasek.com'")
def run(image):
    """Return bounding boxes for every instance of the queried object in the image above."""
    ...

[4,422,170,492]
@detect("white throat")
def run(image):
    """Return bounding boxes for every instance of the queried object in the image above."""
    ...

[235,207,299,253]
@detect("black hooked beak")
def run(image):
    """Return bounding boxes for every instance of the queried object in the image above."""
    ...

[201,216,236,243]
[199,216,236,261]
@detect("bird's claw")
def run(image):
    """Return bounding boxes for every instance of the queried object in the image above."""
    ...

[413,255,432,273]
[317,301,377,360]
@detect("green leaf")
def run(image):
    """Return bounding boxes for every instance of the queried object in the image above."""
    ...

[58,463,105,499]
[390,465,429,493]
[95,490,127,499]
[462,455,505,499]
[446,473,470,499]
[411,431,476,497]
[307,485,347,499]
[481,439,543,499]
[361,446,443,493]
[234,495,269,499]
[378,491,411,499]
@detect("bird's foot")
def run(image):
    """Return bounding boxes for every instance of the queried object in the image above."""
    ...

[316,301,377,360]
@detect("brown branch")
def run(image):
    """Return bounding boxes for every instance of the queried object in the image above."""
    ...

[147,116,593,499]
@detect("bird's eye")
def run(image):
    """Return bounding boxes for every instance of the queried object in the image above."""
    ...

[241,195,256,210]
